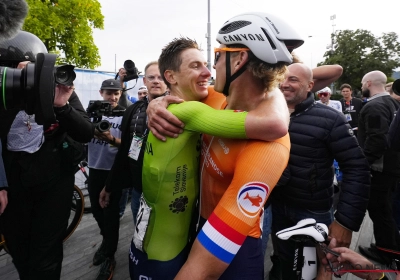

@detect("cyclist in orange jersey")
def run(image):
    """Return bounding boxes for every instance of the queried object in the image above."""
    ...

[148,12,304,280]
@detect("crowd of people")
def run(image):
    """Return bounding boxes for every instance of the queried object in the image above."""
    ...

[0,9,400,280]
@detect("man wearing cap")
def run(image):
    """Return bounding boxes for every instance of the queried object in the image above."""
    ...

[86,78,125,280]
[137,86,148,101]
[316,86,342,112]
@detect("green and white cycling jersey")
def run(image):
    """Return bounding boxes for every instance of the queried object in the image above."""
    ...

[135,101,248,261]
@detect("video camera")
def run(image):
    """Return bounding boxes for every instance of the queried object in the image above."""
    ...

[86,100,125,132]
[0,53,76,137]
[115,59,140,83]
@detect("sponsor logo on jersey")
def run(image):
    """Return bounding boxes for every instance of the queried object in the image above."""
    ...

[169,195,189,213]
[218,139,229,154]
[237,182,269,217]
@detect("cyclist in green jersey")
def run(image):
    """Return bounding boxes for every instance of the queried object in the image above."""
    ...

[128,37,290,280]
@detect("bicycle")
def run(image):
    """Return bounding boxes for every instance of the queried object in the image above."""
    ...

[72,160,91,213]
[276,218,341,280]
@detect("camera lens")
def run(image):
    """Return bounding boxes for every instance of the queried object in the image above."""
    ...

[96,120,111,132]
[54,65,76,86]
[0,64,35,110]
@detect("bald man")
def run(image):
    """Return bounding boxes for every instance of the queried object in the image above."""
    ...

[269,63,370,279]
[357,71,400,264]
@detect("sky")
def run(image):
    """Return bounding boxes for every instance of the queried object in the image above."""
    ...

[92,0,399,77]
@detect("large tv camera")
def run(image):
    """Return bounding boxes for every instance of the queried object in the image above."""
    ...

[115,60,139,82]
[0,31,76,137]
[86,100,125,132]
[393,79,400,96]
[0,53,76,137]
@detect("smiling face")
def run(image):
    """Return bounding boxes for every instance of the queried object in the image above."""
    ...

[280,63,313,109]
[100,90,121,108]
[143,64,167,101]
[169,48,211,101]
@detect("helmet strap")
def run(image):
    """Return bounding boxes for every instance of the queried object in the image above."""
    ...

[222,52,248,96]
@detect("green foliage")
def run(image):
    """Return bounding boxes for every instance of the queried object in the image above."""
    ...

[318,29,400,91]
[23,0,104,68]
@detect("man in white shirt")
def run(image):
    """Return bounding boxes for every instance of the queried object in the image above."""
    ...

[316,87,342,112]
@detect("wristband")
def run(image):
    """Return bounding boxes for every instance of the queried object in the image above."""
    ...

[109,136,116,145]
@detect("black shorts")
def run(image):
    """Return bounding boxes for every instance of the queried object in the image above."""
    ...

[128,239,189,280]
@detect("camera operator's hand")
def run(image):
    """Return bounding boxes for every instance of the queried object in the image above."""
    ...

[54,84,75,107]
[118,68,127,88]
[0,189,7,215]
[94,130,120,147]
[99,187,111,208]
[147,95,185,141]
[17,61,30,69]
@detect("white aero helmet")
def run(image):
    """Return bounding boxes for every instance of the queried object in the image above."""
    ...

[216,12,304,64]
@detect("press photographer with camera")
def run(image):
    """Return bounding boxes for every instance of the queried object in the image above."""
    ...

[116,59,140,108]
[85,79,125,279]
[0,31,94,279]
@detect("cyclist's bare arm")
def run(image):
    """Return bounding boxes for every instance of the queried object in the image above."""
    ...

[174,239,228,280]
[147,89,289,142]
[312,65,343,92]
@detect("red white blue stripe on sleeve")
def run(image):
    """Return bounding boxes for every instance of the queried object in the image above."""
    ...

[197,212,246,263]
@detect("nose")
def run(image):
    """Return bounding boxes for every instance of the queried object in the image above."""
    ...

[280,79,289,89]
[203,65,211,78]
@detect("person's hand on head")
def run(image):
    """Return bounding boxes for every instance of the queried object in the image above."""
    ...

[54,84,75,107]
[146,95,185,141]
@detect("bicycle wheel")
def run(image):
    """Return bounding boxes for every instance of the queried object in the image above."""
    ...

[64,185,84,242]
[73,162,91,213]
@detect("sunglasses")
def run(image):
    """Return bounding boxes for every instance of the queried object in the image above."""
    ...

[214,47,250,66]
[318,92,329,97]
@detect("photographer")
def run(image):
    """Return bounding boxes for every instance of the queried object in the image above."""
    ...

[116,60,140,108]
[0,31,94,279]
[86,79,124,279]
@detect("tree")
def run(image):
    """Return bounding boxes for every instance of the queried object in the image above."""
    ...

[23,0,104,69]
[318,29,400,91]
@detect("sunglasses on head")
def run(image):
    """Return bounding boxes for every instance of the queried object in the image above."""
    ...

[318,92,329,97]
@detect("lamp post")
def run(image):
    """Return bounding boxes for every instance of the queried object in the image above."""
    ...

[206,0,211,71]
[308,35,313,68]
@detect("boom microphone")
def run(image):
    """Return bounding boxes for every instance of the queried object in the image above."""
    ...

[0,0,29,41]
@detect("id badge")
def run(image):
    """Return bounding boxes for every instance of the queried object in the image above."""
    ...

[128,135,143,160]
[345,113,352,121]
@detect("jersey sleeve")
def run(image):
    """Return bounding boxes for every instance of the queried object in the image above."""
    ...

[168,102,247,138]
[197,138,290,263]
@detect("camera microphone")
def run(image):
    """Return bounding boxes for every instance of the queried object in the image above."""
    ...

[0,0,29,41]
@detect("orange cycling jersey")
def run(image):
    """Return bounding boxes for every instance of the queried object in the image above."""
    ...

[197,87,290,263]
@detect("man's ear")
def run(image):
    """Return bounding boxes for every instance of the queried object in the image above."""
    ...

[233,51,249,72]
[164,70,176,85]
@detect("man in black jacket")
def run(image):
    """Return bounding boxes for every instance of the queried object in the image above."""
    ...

[0,31,94,279]
[357,71,400,264]
[99,61,168,225]
[270,63,370,280]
